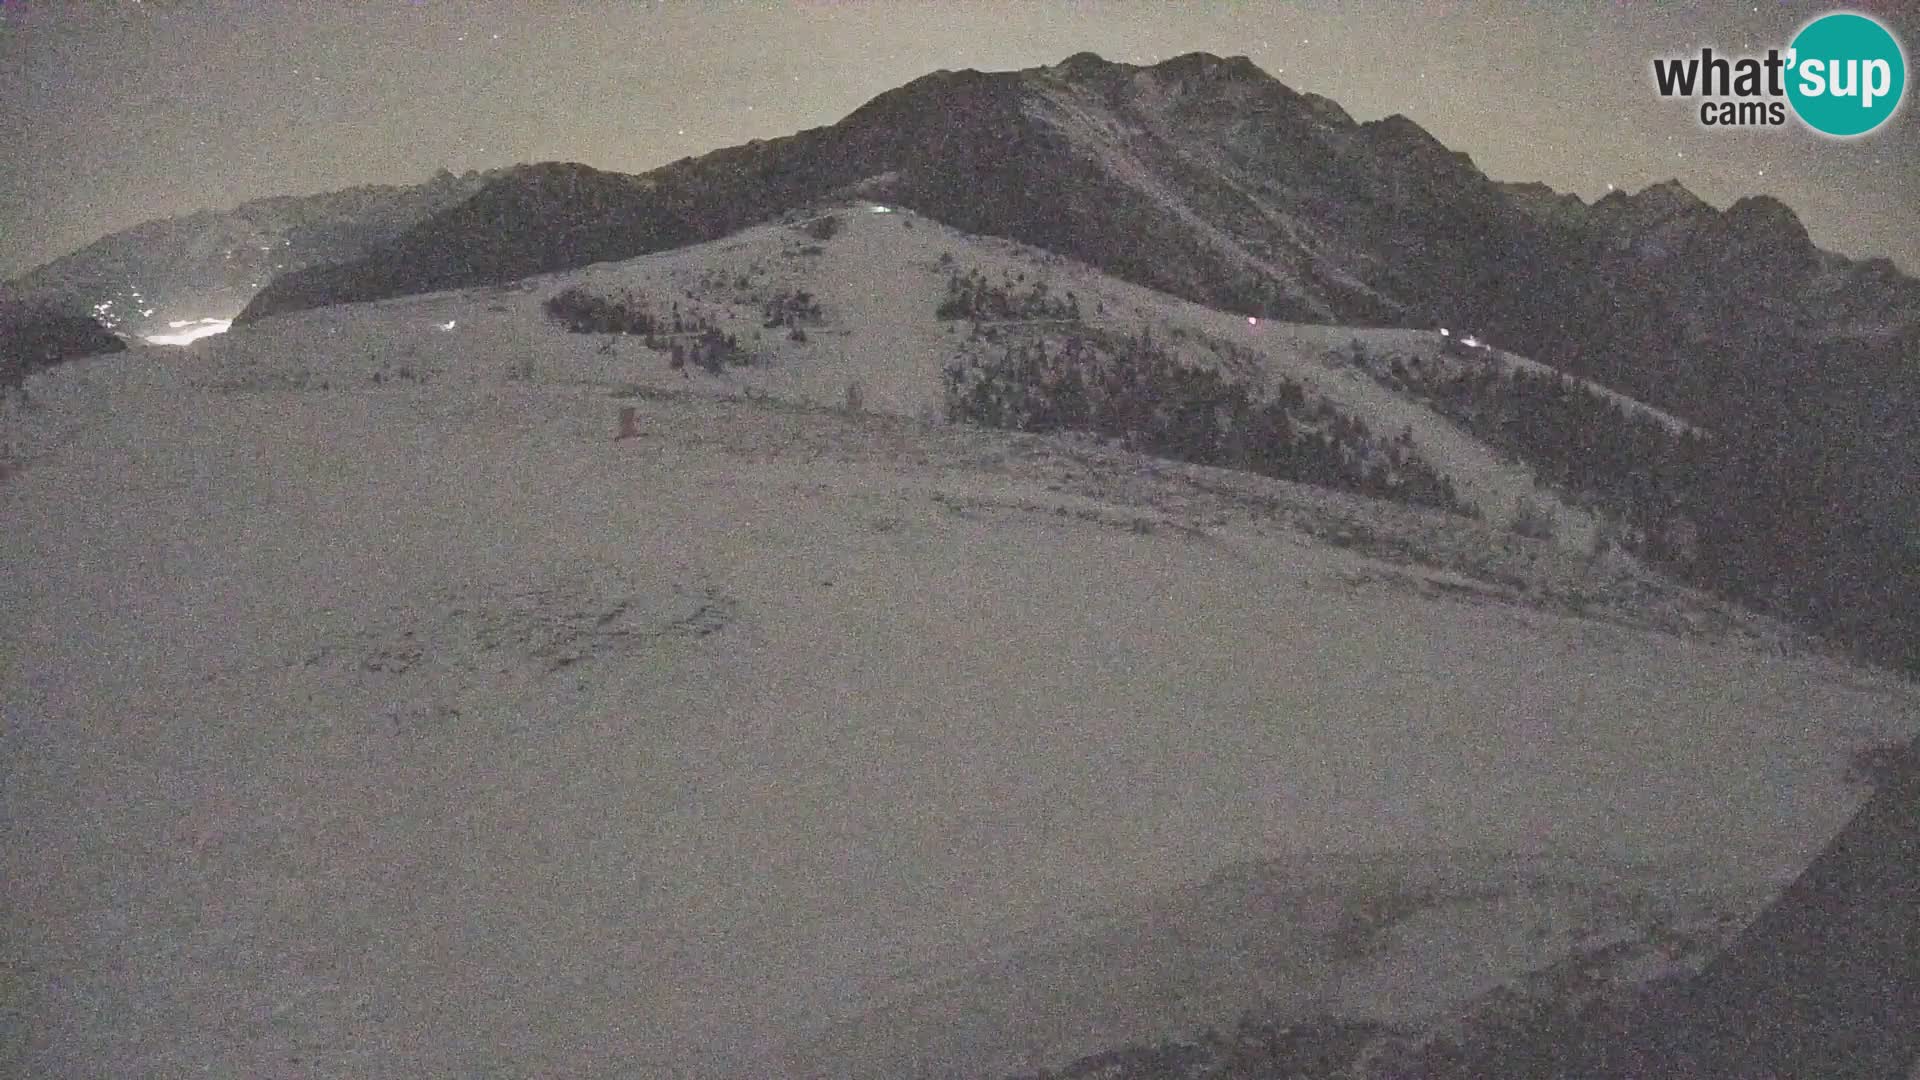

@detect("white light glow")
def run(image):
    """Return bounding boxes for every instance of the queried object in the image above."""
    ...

[439,320,457,331]
[1247,316,1258,325]
[144,318,232,346]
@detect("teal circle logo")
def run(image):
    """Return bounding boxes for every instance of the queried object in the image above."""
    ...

[1786,12,1906,137]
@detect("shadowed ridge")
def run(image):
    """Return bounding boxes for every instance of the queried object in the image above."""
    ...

[1567,734,1920,1078]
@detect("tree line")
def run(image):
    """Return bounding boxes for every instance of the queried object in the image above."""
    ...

[936,265,1082,322]
[543,286,747,374]
[943,328,1473,516]
[1348,337,1920,672]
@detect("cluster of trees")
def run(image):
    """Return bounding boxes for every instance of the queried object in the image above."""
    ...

[799,214,841,242]
[1351,344,1709,550]
[943,329,1473,516]
[1349,338,1920,672]
[666,328,750,375]
[543,286,662,336]
[761,288,822,332]
[543,286,747,375]
[936,266,1082,322]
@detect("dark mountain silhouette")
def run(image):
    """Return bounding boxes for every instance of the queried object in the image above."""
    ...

[0,297,125,389]
[4,168,502,339]
[237,52,1570,330]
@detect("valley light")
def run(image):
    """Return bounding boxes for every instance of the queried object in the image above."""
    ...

[1248,316,1258,325]
[1438,327,1450,337]
[144,318,232,346]
[1462,335,1483,348]
[868,204,893,213]
[439,320,457,331]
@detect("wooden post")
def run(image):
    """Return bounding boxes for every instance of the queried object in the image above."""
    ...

[614,406,640,441]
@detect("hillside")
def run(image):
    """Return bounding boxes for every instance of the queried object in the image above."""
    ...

[4,168,502,340]
[217,204,1705,548]
[220,51,1920,675]
[6,209,1916,1077]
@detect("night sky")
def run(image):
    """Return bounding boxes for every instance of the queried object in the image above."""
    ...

[3,0,1916,278]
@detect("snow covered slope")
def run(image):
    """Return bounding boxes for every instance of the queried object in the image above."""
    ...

[206,205,1692,552]
[4,215,1915,1078]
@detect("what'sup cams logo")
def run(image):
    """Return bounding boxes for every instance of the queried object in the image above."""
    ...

[1654,10,1906,136]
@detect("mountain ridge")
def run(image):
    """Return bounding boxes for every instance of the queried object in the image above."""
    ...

[231,51,1919,366]
[3,168,506,338]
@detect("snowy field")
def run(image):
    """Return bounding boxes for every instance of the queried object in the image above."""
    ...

[193,207,1688,548]
[4,211,1917,1077]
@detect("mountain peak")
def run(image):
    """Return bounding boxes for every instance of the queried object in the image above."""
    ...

[1718,193,1815,262]
[1364,113,1445,147]
[1725,193,1803,230]
[1633,179,1711,213]
[1149,51,1270,83]
[1590,179,1714,235]
[1501,180,1586,203]
[1358,113,1478,175]
[1055,51,1114,76]
[1046,51,1281,95]
[1497,180,1596,230]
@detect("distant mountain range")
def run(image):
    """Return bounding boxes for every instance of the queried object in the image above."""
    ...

[2,168,503,340]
